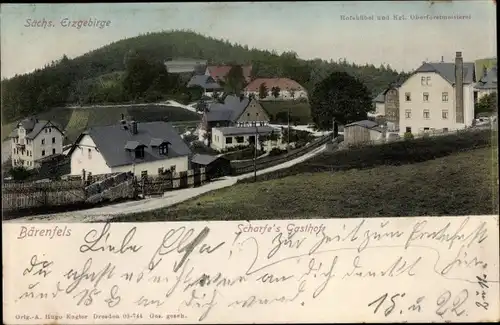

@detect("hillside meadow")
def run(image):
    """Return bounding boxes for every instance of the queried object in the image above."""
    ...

[6,127,493,219]
[2,104,200,144]
[260,100,312,124]
[111,139,498,222]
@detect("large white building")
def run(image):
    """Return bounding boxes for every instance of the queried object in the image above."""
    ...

[244,78,308,101]
[398,52,476,135]
[68,120,192,178]
[8,118,65,169]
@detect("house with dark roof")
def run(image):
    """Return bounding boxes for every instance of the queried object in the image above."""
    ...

[244,78,308,100]
[474,65,497,100]
[8,117,65,170]
[205,65,252,83]
[398,52,476,136]
[201,94,270,132]
[371,83,401,131]
[344,120,385,145]
[68,120,192,177]
[187,75,223,97]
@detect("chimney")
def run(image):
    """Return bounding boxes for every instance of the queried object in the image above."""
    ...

[455,52,464,124]
[441,56,444,62]
[131,120,138,135]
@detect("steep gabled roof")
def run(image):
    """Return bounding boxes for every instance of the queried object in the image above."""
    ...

[475,65,497,90]
[9,118,64,139]
[187,75,222,90]
[70,121,191,168]
[373,92,385,103]
[413,62,476,84]
[205,95,251,122]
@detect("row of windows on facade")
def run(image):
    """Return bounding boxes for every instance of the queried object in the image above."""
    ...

[13,148,56,157]
[405,127,449,133]
[237,121,267,126]
[13,148,56,156]
[14,160,33,167]
[404,92,449,102]
[404,109,449,119]
[140,166,176,178]
[82,145,168,160]
[14,137,57,145]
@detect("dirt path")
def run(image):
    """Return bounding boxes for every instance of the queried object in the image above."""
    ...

[6,144,327,223]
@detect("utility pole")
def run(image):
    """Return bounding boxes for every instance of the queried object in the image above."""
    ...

[287,106,291,150]
[253,124,258,182]
[332,117,335,140]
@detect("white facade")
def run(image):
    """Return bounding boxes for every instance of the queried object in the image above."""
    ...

[70,135,190,177]
[398,72,474,135]
[244,89,308,101]
[11,122,64,169]
[374,102,385,116]
[211,128,278,151]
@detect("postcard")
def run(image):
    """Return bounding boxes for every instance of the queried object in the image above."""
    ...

[1,1,498,324]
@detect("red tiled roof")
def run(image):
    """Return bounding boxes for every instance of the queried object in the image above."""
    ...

[244,78,304,92]
[206,65,252,82]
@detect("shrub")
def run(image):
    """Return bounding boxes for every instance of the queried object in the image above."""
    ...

[404,132,414,140]
[268,148,287,156]
[8,166,33,181]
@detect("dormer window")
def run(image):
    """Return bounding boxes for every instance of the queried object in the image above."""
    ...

[149,138,170,156]
[135,147,145,159]
[124,141,147,160]
[159,144,168,155]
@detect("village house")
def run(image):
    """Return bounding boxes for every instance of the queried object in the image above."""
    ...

[205,65,253,83]
[371,84,401,131]
[186,75,223,97]
[244,78,308,100]
[210,125,277,151]
[200,94,270,137]
[9,117,65,169]
[68,119,192,178]
[344,120,385,146]
[474,65,497,100]
[398,52,476,136]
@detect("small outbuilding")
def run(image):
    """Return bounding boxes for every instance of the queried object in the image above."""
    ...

[190,154,231,179]
[344,120,385,145]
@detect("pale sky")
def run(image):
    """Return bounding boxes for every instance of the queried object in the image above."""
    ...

[0,1,497,79]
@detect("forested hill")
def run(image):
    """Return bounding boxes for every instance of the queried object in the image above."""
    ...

[1,29,409,123]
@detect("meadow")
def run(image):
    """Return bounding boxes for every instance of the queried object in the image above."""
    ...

[2,104,201,144]
[110,136,497,222]
[259,100,312,124]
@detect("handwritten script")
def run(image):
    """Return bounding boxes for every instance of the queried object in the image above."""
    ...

[3,216,499,324]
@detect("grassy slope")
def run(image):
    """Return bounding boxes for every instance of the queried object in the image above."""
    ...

[2,105,201,143]
[111,146,498,222]
[259,101,312,124]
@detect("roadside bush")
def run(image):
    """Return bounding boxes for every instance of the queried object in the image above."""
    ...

[268,148,288,156]
[8,166,33,181]
[239,129,494,183]
[404,132,414,140]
